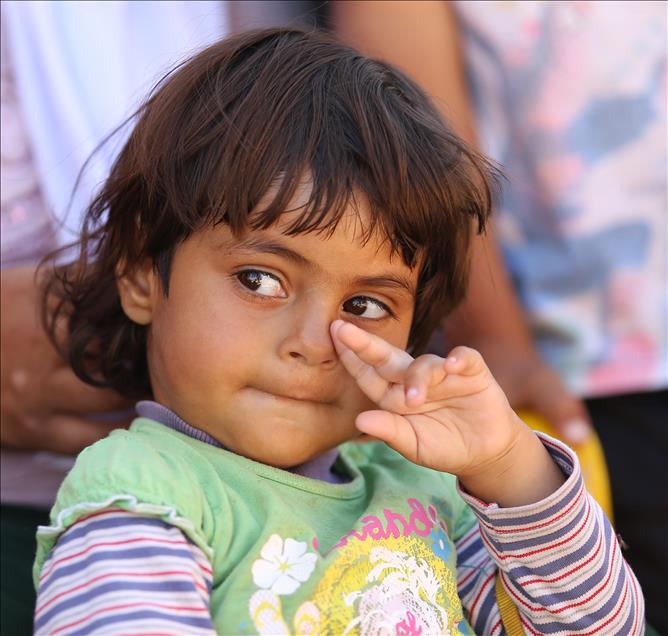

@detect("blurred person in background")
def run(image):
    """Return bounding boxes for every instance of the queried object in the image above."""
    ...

[332,1,667,632]
[1,2,227,632]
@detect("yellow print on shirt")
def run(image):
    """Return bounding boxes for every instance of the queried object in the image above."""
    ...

[249,500,467,635]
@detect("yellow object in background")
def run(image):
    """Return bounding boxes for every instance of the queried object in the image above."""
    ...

[519,411,614,522]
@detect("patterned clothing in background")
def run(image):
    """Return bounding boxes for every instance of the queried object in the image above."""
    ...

[2,0,226,246]
[0,21,56,267]
[455,0,667,397]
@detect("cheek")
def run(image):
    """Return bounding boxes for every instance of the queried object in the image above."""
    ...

[378,315,413,353]
[148,299,260,395]
[338,371,377,414]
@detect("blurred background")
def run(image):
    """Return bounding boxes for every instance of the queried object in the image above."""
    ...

[1,1,666,634]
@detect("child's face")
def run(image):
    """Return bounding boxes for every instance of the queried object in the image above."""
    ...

[138,207,418,467]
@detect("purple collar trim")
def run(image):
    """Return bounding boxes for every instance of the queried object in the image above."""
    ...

[136,401,223,447]
[135,400,347,483]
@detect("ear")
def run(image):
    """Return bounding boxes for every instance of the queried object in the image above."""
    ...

[117,260,159,325]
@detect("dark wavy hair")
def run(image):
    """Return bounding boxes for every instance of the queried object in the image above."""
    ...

[41,27,499,400]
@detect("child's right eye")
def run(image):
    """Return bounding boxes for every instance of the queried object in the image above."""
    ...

[236,270,287,298]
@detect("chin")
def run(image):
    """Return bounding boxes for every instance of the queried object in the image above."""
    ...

[240,434,342,469]
[236,413,356,468]
[248,445,324,469]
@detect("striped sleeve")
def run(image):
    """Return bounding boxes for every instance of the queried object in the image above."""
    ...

[34,509,216,635]
[456,522,504,634]
[455,433,644,635]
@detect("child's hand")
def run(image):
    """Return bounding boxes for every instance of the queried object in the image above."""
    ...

[331,320,565,506]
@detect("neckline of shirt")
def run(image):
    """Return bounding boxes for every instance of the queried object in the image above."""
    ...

[135,400,351,486]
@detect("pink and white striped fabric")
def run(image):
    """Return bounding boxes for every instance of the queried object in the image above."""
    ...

[35,510,215,635]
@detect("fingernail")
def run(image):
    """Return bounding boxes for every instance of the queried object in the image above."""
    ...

[330,320,344,333]
[564,419,592,444]
[406,387,420,401]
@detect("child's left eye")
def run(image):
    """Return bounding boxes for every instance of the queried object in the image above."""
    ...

[236,270,287,298]
[342,296,392,320]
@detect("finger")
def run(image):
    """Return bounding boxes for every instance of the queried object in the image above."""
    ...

[335,346,393,404]
[404,355,448,407]
[355,410,418,461]
[443,346,488,377]
[44,367,133,412]
[331,320,413,382]
[31,413,132,455]
[330,323,391,402]
[331,321,412,405]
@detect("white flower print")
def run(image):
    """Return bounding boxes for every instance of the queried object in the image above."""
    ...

[252,534,318,595]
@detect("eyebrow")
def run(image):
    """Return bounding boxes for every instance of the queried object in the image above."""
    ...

[221,236,416,296]
[231,236,312,267]
[355,275,416,296]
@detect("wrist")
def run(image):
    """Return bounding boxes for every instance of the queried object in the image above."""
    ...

[459,414,566,507]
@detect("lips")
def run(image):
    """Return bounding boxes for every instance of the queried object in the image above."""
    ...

[249,386,336,405]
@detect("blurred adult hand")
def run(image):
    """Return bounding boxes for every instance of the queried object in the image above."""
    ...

[1,265,133,454]
[473,338,593,445]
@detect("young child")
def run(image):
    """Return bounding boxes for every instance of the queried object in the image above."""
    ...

[33,28,642,635]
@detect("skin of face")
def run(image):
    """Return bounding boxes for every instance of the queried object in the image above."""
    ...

[143,209,419,468]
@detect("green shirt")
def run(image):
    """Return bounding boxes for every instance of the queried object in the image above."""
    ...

[35,418,477,634]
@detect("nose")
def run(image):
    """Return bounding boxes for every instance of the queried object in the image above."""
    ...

[277,298,337,368]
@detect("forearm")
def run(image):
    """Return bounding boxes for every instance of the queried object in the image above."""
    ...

[443,228,537,354]
[458,436,644,635]
[332,0,477,145]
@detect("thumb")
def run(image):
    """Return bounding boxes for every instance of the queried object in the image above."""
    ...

[355,410,419,461]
